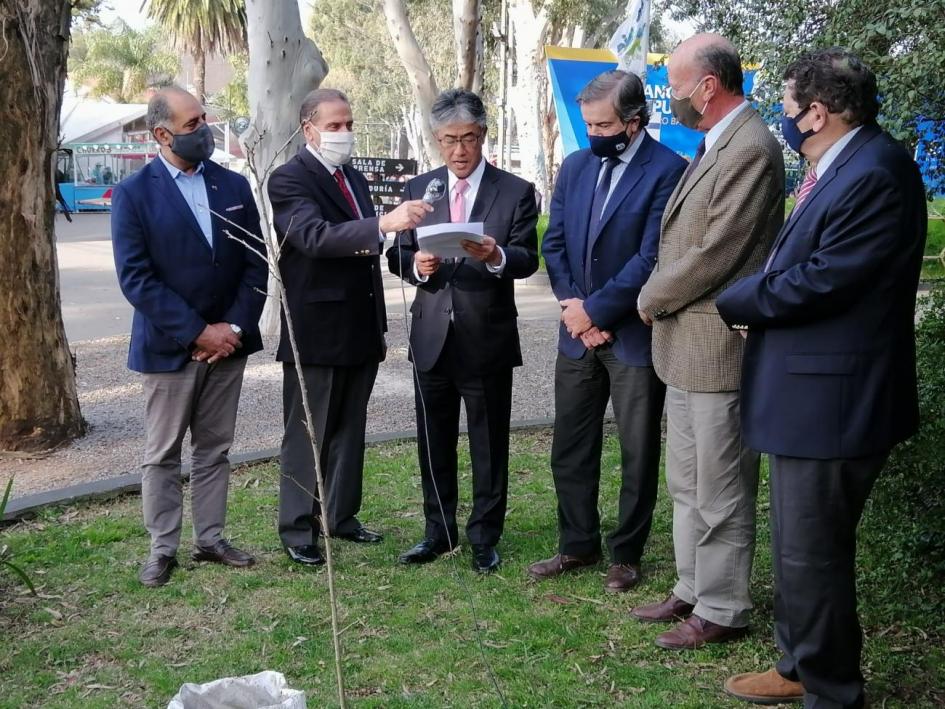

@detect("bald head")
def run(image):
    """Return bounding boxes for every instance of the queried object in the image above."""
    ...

[670,33,744,97]
[147,86,203,134]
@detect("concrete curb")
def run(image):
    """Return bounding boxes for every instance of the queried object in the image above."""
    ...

[2,417,562,523]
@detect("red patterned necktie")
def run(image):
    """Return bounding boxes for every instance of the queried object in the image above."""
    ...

[333,168,359,216]
[792,168,818,213]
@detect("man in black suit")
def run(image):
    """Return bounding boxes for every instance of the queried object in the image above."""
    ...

[716,50,927,707]
[268,88,431,566]
[387,89,539,573]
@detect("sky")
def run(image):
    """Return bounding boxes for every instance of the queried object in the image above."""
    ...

[99,0,314,29]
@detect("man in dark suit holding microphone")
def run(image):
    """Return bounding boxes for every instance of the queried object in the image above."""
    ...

[717,49,927,707]
[388,88,539,573]
[268,88,432,566]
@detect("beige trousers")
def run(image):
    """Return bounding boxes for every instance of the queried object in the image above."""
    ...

[665,386,759,628]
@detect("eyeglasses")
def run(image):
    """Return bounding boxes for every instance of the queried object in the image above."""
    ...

[437,133,482,147]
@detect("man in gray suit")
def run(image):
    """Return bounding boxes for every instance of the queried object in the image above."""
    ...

[633,34,785,649]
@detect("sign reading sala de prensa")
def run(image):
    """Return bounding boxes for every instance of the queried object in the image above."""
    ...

[351,156,418,214]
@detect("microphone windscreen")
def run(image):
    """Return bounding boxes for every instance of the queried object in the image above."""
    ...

[422,178,446,205]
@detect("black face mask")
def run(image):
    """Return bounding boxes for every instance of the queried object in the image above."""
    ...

[588,126,633,158]
[167,123,215,164]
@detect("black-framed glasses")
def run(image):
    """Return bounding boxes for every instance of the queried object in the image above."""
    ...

[437,133,482,147]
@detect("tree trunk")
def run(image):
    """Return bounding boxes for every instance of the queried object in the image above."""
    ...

[193,49,207,102]
[383,0,440,170]
[241,0,328,339]
[0,0,85,452]
[507,0,549,203]
[453,0,483,93]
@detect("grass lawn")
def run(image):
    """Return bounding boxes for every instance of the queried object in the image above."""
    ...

[1,428,942,707]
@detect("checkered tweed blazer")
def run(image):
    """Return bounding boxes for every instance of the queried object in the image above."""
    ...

[639,107,785,392]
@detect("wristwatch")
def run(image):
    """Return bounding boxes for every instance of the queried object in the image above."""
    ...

[230,323,243,337]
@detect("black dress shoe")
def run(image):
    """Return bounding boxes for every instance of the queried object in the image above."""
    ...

[335,526,383,544]
[398,538,452,565]
[472,545,500,574]
[139,554,178,587]
[285,544,325,566]
[192,539,255,567]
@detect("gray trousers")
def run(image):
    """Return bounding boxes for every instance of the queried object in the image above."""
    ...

[551,349,666,563]
[665,386,759,627]
[278,361,378,546]
[140,357,247,556]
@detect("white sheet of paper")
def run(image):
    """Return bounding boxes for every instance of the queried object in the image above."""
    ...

[416,222,485,259]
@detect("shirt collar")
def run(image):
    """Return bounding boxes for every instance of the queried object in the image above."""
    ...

[158,150,204,179]
[600,129,646,167]
[305,143,343,175]
[448,156,486,193]
[704,100,750,152]
[813,125,863,179]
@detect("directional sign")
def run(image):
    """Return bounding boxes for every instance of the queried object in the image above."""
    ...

[352,156,418,214]
[351,157,417,177]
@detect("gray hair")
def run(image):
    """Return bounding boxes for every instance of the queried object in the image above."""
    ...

[146,85,190,132]
[430,89,487,132]
[299,88,349,124]
[576,70,651,126]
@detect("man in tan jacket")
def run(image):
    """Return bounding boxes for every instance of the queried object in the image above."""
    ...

[633,34,784,650]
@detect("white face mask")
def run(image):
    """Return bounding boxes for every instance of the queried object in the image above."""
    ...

[316,128,355,166]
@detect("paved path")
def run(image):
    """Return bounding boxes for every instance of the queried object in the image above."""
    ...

[2,214,563,499]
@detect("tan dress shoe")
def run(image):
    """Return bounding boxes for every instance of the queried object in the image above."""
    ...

[604,563,642,592]
[654,614,748,650]
[630,593,695,622]
[724,668,804,704]
[526,552,601,579]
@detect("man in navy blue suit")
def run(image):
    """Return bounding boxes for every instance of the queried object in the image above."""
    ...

[527,71,686,591]
[717,50,927,707]
[112,86,267,587]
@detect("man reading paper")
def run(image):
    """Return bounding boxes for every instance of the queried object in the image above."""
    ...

[387,89,539,573]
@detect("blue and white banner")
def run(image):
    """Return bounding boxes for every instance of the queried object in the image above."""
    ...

[607,0,650,78]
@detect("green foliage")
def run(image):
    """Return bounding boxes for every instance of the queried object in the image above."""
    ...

[70,20,180,102]
[865,286,945,620]
[670,0,945,178]
[144,0,246,58]
[0,479,35,595]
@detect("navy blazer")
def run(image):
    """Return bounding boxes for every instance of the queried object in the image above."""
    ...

[542,133,687,366]
[387,162,539,376]
[268,148,387,366]
[112,158,267,373]
[716,124,927,459]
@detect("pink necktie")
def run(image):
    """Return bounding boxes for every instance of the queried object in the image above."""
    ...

[792,168,818,213]
[451,178,469,223]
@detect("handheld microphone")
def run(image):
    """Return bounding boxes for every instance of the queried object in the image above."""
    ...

[421,177,446,205]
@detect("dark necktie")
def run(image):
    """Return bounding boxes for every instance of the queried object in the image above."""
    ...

[333,168,359,217]
[680,139,706,187]
[589,157,620,234]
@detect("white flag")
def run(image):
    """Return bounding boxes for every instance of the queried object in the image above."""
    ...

[607,0,651,78]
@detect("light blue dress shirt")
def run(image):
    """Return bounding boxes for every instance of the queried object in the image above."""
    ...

[158,152,213,247]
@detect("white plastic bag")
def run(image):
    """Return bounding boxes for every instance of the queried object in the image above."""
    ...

[167,670,306,709]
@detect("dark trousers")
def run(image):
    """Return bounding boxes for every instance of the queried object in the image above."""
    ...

[278,361,378,545]
[550,348,666,563]
[413,329,514,548]
[770,453,887,709]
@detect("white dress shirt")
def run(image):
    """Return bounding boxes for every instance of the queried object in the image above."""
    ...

[595,127,647,213]
[812,125,863,178]
[704,100,750,152]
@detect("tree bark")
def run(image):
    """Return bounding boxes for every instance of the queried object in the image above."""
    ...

[240,0,328,339]
[507,0,549,204]
[383,0,440,170]
[453,0,483,93]
[193,49,207,101]
[0,0,85,452]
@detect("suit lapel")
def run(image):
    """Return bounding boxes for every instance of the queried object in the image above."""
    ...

[469,162,500,223]
[150,158,212,251]
[203,164,226,254]
[342,164,376,218]
[299,148,357,219]
[427,165,451,224]
[766,124,881,268]
[594,133,652,238]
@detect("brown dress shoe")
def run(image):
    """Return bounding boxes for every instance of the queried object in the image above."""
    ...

[655,615,748,650]
[191,539,255,568]
[630,593,695,623]
[139,554,178,587]
[527,552,601,579]
[604,563,642,592]
[724,668,804,704]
